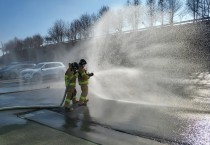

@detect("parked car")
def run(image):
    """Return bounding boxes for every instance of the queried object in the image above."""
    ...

[0,66,11,79]
[0,63,23,77]
[20,62,66,81]
[0,63,36,79]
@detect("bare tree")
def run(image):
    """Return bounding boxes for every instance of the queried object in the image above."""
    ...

[5,40,13,53]
[133,0,142,30]
[97,6,111,35]
[5,38,22,53]
[111,9,124,33]
[80,13,92,38]
[178,8,187,22]
[74,19,82,40]
[16,39,24,51]
[126,0,131,6]
[48,19,66,43]
[32,34,43,48]
[24,37,33,49]
[91,13,98,26]
[70,22,77,41]
[187,0,210,20]
[200,0,210,18]
[98,5,110,19]
[186,0,199,21]
[165,0,183,24]
[134,0,141,5]
[126,0,142,31]
[65,23,72,41]
[147,0,156,27]
[206,0,210,18]
[158,0,166,25]
[69,19,82,40]
[89,13,98,37]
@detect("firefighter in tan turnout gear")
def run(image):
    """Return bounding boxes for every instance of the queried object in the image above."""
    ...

[64,62,79,110]
[78,59,94,105]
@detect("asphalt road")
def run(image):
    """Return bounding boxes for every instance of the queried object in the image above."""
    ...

[0,79,210,145]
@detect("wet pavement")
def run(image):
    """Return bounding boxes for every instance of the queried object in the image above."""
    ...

[87,97,210,144]
[0,80,64,108]
[0,110,97,145]
[0,79,59,94]
[19,109,164,145]
[0,79,210,144]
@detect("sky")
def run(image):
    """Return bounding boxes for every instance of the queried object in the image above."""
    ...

[0,0,127,44]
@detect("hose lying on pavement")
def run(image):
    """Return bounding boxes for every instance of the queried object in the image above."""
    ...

[0,86,50,95]
[0,84,66,111]
[0,105,60,111]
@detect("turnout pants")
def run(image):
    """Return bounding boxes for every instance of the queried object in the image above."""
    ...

[79,84,88,103]
[64,86,77,107]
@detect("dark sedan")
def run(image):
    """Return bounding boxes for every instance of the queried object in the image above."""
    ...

[0,63,36,79]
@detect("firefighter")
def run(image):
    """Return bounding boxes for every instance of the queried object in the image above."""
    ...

[78,59,94,105]
[64,62,79,110]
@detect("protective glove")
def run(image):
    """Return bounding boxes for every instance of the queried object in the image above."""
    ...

[87,72,94,77]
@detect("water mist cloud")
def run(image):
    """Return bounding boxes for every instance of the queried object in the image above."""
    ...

[64,6,209,108]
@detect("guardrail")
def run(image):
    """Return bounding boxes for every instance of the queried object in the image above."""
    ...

[68,17,210,42]
[122,17,210,34]
[41,17,210,46]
